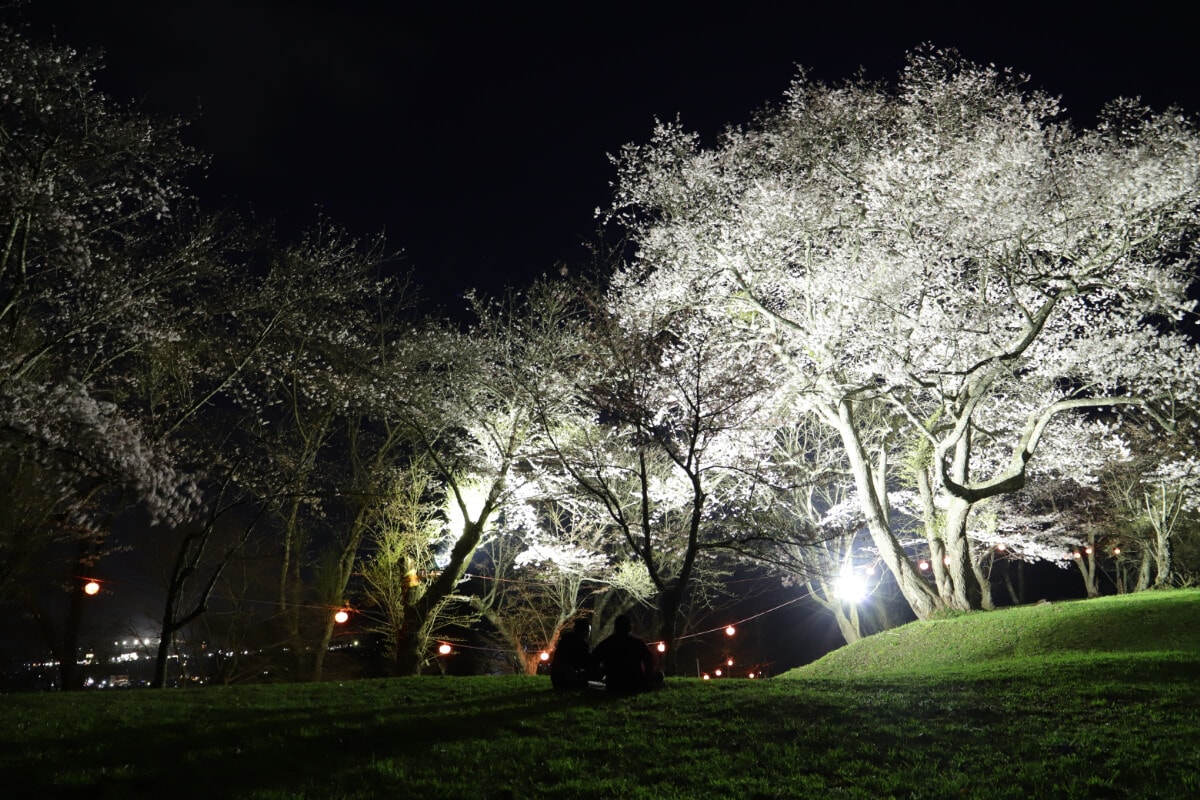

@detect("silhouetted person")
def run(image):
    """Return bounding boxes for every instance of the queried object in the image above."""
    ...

[592,614,660,693]
[550,618,592,691]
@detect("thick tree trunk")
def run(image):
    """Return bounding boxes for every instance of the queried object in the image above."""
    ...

[1153,527,1173,588]
[1074,535,1101,598]
[1136,550,1153,592]
[833,403,941,620]
[832,601,861,645]
[395,601,430,676]
[807,580,862,645]
[394,510,492,676]
[939,498,985,611]
[656,584,684,675]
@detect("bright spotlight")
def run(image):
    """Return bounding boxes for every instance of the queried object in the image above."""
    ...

[437,643,452,656]
[724,625,736,637]
[334,609,350,624]
[539,651,550,662]
[833,571,868,604]
[656,642,666,653]
[83,581,101,596]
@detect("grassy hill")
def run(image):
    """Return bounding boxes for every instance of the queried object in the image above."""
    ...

[789,588,1200,680]
[1,590,1197,799]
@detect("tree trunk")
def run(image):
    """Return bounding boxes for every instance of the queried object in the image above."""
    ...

[395,601,430,676]
[936,436,986,611]
[1074,552,1100,598]
[970,544,995,610]
[807,580,862,645]
[1136,550,1153,592]
[1153,527,1173,589]
[656,583,684,675]
[834,402,941,620]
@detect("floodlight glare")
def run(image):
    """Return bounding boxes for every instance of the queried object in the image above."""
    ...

[833,571,868,604]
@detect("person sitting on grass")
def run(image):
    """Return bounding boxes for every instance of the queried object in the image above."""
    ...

[550,617,592,691]
[591,614,663,693]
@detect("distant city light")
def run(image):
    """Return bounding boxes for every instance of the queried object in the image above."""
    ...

[334,609,350,624]
[437,643,452,655]
[748,672,756,679]
[656,642,666,653]
[725,625,736,636]
[702,673,711,680]
[918,560,930,571]
[996,543,1007,551]
[714,669,723,677]
[726,658,734,667]
[539,651,550,662]
[1113,546,1122,555]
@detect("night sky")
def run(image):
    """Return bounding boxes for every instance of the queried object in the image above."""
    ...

[16,1,1200,308]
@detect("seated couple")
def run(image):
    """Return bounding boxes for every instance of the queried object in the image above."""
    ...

[550,614,664,693]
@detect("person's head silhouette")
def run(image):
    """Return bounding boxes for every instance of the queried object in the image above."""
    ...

[613,614,632,636]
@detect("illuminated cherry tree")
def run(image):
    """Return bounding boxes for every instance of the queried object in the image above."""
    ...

[607,48,1200,618]
[544,278,783,670]
[373,284,586,675]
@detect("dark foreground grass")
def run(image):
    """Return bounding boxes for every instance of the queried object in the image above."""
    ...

[3,591,1198,799]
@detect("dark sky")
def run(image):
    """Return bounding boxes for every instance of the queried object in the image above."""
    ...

[16,1,1200,308]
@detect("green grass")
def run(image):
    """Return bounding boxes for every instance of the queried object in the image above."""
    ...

[3,590,1198,799]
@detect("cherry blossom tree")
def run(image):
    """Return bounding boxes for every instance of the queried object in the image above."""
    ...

[468,499,657,674]
[607,48,1200,619]
[739,422,906,644]
[212,225,418,682]
[1099,419,1200,590]
[0,25,203,531]
[546,277,783,671]
[376,284,587,675]
[0,25,218,687]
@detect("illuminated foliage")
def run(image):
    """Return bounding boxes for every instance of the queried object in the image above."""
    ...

[607,48,1200,619]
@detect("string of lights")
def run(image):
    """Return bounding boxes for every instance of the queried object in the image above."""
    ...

[72,571,811,666]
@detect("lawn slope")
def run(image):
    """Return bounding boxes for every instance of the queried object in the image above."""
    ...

[787,588,1200,680]
[1,590,1197,799]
